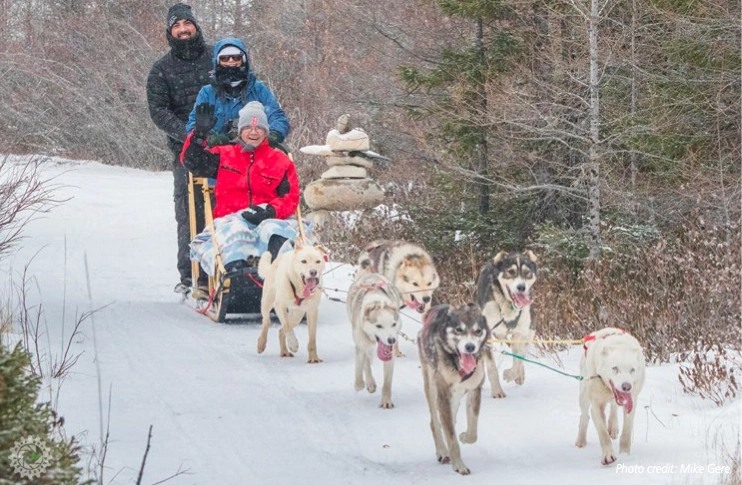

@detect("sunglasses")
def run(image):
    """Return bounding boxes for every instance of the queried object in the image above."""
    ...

[219,54,243,62]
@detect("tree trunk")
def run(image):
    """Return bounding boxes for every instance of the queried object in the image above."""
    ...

[474,17,489,215]
[587,0,602,260]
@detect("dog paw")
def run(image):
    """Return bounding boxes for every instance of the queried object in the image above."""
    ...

[619,441,631,454]
[601,451,617,465]
[503,368,515,382]
[355,379,365,392]
[307,356,323,364]
[395,349,406,358]
[491,389,507,399]
[452,460,471,475]
[280,351,294,358]
[437,454,450,465]
[459,431,477,444]
[286,332,299,353]
[575,438,587,448]
[257,336,267,354]
[366,380,377,394]
[379,399,394,409]
[515,374,525,385]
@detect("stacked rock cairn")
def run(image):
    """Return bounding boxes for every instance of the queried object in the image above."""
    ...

[300,115,389,237]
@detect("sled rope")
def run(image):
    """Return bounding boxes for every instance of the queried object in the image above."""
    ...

[497,350,583,380]
[488,338,585,345]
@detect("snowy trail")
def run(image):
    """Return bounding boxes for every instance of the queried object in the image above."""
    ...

[0,157,738,485]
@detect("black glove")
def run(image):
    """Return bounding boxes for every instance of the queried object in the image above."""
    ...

[267,129,283,148]
[194,104,217,140]
[241,204,276,225]
[207,132,232,147]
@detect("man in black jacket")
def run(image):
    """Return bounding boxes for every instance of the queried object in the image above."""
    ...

[147,3,212,294]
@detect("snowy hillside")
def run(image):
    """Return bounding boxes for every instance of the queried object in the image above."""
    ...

[0,156,739,485]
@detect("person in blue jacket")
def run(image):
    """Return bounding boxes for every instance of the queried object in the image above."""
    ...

[186,37,290,147]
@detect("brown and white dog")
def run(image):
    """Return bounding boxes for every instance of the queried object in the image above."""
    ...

[576,327,646,465]
[256,240,327,363]
[356,240,440,315]
[418,303,489,475]
[475,250,538,397]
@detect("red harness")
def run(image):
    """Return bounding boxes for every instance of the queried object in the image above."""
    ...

[583,328,627,356]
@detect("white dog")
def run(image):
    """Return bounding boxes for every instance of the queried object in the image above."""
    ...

[347,273,403,408]
[575,327,646,465]
[256,240,327,363]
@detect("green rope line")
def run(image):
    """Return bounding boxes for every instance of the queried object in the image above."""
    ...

[501,350,583,381]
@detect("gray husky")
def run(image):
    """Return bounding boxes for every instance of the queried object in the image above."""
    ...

[418,303,489,475]
[475,251,538,398]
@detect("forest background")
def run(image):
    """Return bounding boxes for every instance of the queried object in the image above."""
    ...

[0,0,739,374]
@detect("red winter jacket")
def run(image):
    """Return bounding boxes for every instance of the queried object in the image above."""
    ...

[181,133,300,219]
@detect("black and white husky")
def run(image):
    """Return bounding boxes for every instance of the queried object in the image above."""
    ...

[475,251,538,398]
[347,273,403,409]
[418,303,489,475]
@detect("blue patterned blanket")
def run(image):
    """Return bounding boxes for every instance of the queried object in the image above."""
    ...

[190,213,313,276]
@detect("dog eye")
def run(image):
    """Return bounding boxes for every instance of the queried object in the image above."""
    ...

[412,282,419,287]
[473,329,483,336]
[630,368,635,374]
[522,270,531,278]
[301,259,307,264]
[612,366,619,373]
[376,324,382,329]
[392,322,397,327]
[454,328,463,335]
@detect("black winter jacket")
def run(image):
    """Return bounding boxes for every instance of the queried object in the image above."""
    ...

[147,37,213,155]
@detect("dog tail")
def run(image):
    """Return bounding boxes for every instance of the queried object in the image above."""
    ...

[258,252,273,279]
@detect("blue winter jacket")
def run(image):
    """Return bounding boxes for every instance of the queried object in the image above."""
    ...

[186,38,290,140]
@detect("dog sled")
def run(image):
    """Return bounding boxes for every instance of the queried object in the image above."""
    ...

[187,174,265,322]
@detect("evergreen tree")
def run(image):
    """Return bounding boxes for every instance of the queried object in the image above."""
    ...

[0,342,87,485]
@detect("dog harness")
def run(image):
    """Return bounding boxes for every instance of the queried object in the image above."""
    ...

[491,310,522,331]
[583,328,628,356]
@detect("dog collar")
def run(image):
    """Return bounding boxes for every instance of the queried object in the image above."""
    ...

[290,281,304,306]
[459,369,475,382]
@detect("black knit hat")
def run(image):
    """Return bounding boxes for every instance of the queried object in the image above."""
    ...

[167,3,199,32]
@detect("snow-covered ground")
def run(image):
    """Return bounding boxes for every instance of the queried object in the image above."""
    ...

[0,156,739,485]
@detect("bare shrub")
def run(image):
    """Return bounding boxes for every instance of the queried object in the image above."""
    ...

[678,342,739,406]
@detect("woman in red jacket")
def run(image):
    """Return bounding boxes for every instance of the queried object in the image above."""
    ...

[182,100,299,222]
[181,101,300,273]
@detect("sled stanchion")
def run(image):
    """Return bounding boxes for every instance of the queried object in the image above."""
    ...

[187,173,201,287]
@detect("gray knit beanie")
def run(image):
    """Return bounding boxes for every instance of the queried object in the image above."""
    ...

[238,101,270,134]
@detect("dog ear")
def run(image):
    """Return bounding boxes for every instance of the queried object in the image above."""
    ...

[294,237,304,250]
[363,301,381,321]
[524,250,538,264]
[492,251,508,265]
[315,244,330,262]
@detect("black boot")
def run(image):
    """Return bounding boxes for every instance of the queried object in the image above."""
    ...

[267,235,289,261]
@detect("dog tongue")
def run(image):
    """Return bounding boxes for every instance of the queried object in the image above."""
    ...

[376,341,394,362]
[512,292,532,309]
[302,277,318,299]
[460,353,477,375]
[406,299,423,311]
[614,390,634,414]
